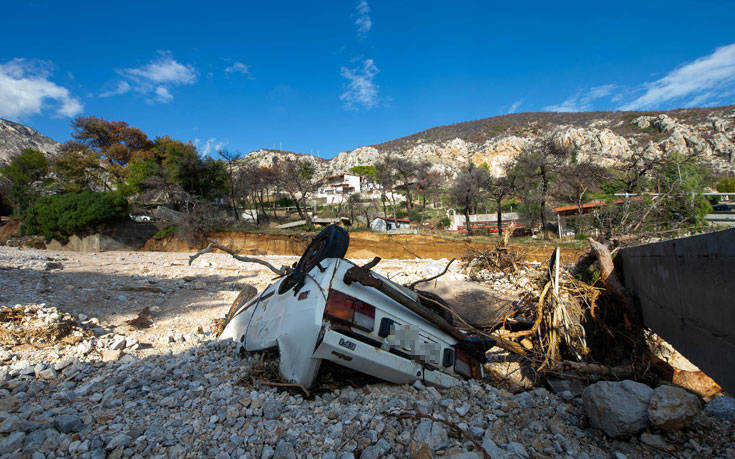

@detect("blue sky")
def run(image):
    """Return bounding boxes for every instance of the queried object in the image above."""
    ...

[1,1,734,158]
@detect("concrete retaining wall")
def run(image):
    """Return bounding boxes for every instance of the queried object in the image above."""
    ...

[619,228,735,393]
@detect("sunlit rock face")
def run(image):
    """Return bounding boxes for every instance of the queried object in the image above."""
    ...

[239,107,735,179]
[0,118,60,164]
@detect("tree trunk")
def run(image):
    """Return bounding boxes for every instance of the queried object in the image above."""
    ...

[464,208,472,235]
[293,196,305,220]
[420,195,427,233]
[540,167,548,233]
[496,197,503,237]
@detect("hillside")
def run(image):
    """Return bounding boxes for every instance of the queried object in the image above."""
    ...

[0,118,60,164]
[242,106,735,177]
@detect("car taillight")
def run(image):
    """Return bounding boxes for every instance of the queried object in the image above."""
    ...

[325,290,375,332]
[454,348,482,379]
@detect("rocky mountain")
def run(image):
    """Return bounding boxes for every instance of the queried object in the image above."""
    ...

[0,118,60,164]
[241,106,735,178]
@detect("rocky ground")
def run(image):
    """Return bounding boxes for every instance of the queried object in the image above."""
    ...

[0,246,733,458]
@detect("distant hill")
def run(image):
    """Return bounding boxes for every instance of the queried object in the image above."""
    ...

[0,118,60,164]
[242,106,735,177]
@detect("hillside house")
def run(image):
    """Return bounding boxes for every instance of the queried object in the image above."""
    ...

[316,174,361,204]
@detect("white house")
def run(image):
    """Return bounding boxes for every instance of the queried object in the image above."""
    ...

[316,174,362,204]
[370,217,412,232]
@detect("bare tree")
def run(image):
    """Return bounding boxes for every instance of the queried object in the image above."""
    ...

[274,158,318,224]
[451,164,490,235]
[375,158,401,224]
[488,168,519,237]
[554,161,609,215]
[515,134,567,232]
[382,155,422,210]
[415,163,445,231]
[218,150,243,220]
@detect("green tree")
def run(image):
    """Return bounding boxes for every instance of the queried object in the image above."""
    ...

[0,148,49,214]
[51,141,104,192]
[716,178,735,193]
[22,191,129,241]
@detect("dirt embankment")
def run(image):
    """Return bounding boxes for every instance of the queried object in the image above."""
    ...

[143,230,584,263]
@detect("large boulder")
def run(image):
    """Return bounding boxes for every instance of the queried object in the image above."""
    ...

[582,380,653,437]
[705,396,735,421]
[648,385,701,431]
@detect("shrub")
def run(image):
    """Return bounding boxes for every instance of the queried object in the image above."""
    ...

[22,191,129,241]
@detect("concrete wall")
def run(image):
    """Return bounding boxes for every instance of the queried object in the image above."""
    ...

[619,228,735,392]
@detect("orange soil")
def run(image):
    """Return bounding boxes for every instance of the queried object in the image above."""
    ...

[142,231,584,263]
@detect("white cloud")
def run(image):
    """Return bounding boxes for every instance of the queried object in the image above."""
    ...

[194,137,227,156]
[0,58,83,118]
[354,0,372,35]
[154,86,173,103]
[506,100,522,114]
[225,62,250,75]
[103,52,197,103]
[99,80,131,97]
[340,59,379,110]
[620,44,735,110]
[544,84,616,112]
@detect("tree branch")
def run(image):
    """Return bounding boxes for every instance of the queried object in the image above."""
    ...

[408,258,456,289]
[188,240,290,276]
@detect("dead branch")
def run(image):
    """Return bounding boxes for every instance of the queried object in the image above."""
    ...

[588,238,640,331]
[408,258,456,289]
[188,240,290,276]
[260,379,311,398]
[550,360,634,379]
[384,410,489,458]
[504,281,551,339]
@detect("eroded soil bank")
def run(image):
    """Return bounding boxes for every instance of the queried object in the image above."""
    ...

[143,231,584,263]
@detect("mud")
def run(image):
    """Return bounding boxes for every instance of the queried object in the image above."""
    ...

[143,230,584,263]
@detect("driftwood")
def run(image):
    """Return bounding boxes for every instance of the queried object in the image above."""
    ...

[408,258,456,289]
[260,379,311,398]
[553,360,634,378]
[188,240,290,276]
[588,238,640,331]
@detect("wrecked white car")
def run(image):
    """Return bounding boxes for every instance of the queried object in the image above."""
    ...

[218,225,494,389]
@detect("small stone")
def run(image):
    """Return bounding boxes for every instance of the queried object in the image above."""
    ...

[102,349,123,362]
[274,439,297,459]
[54,359,74,371]
[110,335,127,350]
[0,395,20,412]
[705,396,735,421]
[38,367,57,380]
[412,380,426,391]
[263,400,284,419]
[0,431,25,454]
[640,432,674,452]
[54,414,84,433]
[106,433,131,450]
[455,402,471,416]
[648,385,701,431]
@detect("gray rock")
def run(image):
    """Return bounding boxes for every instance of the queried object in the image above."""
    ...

[0,431,24,454]
[648,385,701,431]
[640,432,674,452]
[704,396,735,421]
[54,414,84,433]
[106,433,131,450]
[582,380,653,437]
[274,439,297,459]
[456,402,471,416]
[262,400,283,420]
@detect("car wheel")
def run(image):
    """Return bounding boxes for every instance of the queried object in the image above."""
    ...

[223,285,258,327]
[296,224,349,274]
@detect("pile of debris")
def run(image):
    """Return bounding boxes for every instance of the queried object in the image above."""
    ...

[0,303,88,349]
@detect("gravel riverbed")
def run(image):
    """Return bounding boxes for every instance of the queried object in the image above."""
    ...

[0,247,732,458]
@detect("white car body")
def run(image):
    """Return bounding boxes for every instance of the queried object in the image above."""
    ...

[220,257,482,388]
